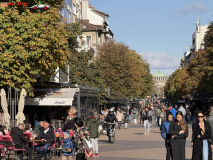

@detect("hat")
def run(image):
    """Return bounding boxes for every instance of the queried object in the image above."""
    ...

[64,132,70,138]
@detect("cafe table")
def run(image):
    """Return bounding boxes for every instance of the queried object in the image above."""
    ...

[27,140,42,160]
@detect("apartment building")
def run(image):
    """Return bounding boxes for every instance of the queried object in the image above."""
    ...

[81,0,114,57]
[180,17,208,68]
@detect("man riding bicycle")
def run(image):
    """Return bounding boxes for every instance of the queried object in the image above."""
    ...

[104,108,118,140]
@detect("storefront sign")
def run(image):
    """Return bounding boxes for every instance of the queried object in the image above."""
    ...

[25,88,79,106]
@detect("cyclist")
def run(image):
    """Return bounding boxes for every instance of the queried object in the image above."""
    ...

[104,108,118,140]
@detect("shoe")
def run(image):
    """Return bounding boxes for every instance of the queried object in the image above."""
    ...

[90,154,94,158]
[96,154,99,157]
[144,133,146,135]
[119,127,120,130]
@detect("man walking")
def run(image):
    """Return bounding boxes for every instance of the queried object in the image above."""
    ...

[142,107,152,135]
[126,106,132,124]
[155,108,161,126]
[161,112,173,160]
[206,106,213,148]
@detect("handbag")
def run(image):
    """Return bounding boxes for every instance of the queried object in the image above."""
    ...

[82,137,93,152]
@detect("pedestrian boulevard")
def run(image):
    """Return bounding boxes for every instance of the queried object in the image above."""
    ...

[95,122,193,160]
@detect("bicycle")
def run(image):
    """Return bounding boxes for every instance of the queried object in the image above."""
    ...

[107,123,115,144]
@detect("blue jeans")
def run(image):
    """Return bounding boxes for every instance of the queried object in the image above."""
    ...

[203,140,208,160]
[118,121,122,128]
[36,143,51,157]
[128,115,131,123]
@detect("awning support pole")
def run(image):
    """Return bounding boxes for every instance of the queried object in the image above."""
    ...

[77,89,80,118]
[85,96,88,125]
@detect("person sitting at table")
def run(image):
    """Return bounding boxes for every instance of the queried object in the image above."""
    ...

[34,121,44,137]
[23,123,31,132]
[62,117,75,132]
[3,125,9,135]
[11,123,33,160]
[35,121,55,160]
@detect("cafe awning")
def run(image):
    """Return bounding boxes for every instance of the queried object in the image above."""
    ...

[25,88,79,106]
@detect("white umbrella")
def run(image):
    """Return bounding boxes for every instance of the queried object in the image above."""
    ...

[15,88,26,126]
[1,89,10,129]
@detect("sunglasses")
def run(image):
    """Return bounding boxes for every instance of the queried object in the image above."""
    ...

[197,116,203,118]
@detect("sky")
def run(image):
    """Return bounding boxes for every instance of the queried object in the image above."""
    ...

[89,0,213,76]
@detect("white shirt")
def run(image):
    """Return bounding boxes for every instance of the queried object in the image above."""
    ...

[44,128,49,134]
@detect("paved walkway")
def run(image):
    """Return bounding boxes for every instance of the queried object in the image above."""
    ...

[94,121,194,160]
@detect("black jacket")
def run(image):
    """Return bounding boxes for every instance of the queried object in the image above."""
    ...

[104,114,118,123]
[10,127,30,148]
[62,120,75,131]
[36,127,55,144]
[192,121,212,160]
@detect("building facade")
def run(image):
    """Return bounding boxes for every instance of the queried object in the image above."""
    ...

[152,71,168,99]
[81,0,114,57]
[180,17,208,68]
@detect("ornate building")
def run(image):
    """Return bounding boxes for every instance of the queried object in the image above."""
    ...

[152,71,168,99]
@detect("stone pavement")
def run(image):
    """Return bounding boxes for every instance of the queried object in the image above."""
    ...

[93,121,195,160]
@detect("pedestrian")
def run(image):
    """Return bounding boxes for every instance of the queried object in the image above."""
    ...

[124,116,128,129]
[155,108,161,126]
[116,107,123,129]
[139,108,144,124]
[73,117,89,160]
[126,106,132,123]
[206,106,213,149]
[61,131,73,160]
[142,107,152,135]
[159,108,166,127]
[170,106,177,120]
[185,109,191,123]
[191,111,212,160]
[178,105,186,120]
[169,111,188,160]
[34,121,44,137]
[161,112,173,160]
[133,107,138,124]
[87,112,99,158]
[149,107,153,125]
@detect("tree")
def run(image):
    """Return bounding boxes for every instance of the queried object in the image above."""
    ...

[96,41,151,98]
[0,0,73,96]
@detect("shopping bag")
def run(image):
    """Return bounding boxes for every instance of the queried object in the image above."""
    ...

[82,137,93,152]
[159,118,162,126]
[85,148,93,158]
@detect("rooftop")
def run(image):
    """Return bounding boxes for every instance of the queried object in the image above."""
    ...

[153,71,167,77]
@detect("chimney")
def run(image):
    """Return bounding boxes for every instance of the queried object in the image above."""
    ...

[89,4,91,8]
[91,7,95,10]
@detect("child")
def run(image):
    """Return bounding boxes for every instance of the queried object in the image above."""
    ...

[124,116,128,129]
[62,131,73,160]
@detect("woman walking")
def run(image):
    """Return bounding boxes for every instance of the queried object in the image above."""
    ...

[133,107,138,124]
[116,107,123,129]
[73,117,90,160]
[169,111,188,160]
[191,111,212,160]
[159,108,166,126]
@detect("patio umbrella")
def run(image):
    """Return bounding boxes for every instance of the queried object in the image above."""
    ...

[15,88,26,126]
[1,89,10,129]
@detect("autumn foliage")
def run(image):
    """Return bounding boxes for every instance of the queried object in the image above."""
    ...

[164,21,213,101]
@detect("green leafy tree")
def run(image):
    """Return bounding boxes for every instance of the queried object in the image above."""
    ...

[0,0,73,96]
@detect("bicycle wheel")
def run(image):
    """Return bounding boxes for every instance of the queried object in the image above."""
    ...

[110,130,115,143]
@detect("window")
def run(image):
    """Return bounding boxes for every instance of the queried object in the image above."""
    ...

[67,10,72,22]
[73,3,76,15]
[87,36,92,46]
[99,38,103,45]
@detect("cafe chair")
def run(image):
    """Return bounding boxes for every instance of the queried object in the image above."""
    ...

[2,136,27,160]
[0,135,5,159]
